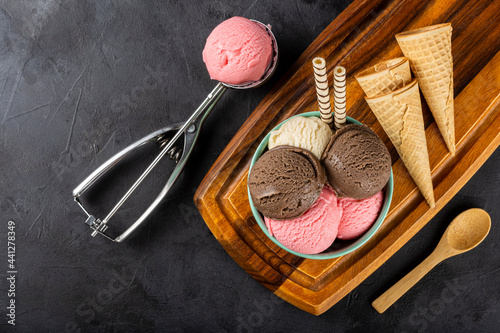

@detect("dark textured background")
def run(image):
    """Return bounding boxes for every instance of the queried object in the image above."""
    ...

[0,0,499,332]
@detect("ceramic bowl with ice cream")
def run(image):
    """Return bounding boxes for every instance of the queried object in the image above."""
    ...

[248,112,393,259]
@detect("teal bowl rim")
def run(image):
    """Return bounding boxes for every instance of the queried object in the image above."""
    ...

[248,111,394,260]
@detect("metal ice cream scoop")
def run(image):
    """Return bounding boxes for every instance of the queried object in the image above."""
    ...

[73,20,279,242]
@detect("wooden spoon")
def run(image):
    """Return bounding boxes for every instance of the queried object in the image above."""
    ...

[372,208,491,313]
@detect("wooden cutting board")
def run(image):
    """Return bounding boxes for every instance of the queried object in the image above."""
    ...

[194,0,500,315]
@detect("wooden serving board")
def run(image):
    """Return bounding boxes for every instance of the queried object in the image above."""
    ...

[194,0,500,315]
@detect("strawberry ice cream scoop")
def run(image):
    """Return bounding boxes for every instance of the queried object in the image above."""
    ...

[264,185,342,254]
[262,186,384,254]
[202,17,274,85]
[337,191,384,240]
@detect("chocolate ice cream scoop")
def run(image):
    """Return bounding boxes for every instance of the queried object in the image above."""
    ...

[248,145,326,220]
[321,124,391,200]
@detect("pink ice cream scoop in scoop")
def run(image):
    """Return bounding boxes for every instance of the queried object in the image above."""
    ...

[203,17,274,85]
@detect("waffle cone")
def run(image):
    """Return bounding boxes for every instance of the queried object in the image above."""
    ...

[355,57,412,98]
[396,23,455,155]
[366,80,435,207]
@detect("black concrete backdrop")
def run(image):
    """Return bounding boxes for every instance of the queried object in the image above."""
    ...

[0,0,498,332]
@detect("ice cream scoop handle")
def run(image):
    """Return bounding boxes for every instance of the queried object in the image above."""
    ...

[188,82,228,130]
[72,82,227,242]
[372,251,442,313]
[102,82,227,224]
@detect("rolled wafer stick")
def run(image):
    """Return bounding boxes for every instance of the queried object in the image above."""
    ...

[312,57,333,127]
[333,66,346,130]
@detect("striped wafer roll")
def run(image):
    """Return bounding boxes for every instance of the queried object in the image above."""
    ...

[333,66,346,130]
[312,57,333,127]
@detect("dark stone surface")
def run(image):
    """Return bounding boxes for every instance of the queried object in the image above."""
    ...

[0,0,498,332]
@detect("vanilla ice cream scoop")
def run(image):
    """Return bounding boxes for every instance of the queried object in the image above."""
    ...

[268,116,332,159]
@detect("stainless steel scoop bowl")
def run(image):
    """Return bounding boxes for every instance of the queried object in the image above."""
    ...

[73,20,278,242]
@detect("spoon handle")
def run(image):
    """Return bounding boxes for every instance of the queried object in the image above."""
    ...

[372,251,442,313]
